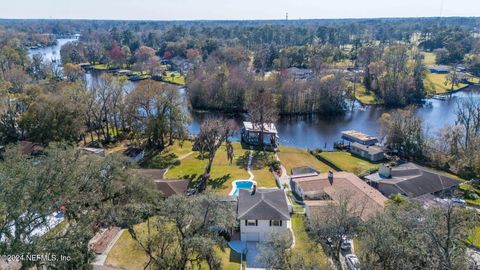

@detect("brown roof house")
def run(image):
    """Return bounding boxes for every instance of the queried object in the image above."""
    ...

[134,169,189,197]
[19,141,43,156]
[364,163,462,198]
[292,171,387,221]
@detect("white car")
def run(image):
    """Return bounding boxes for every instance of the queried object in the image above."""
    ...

[345,254,361,270]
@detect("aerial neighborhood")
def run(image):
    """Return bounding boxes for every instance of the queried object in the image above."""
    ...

[1,9,480,270]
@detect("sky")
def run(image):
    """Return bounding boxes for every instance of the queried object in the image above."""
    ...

[0,0,479,20]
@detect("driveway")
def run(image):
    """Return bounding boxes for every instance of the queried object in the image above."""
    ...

[246,242,266,270]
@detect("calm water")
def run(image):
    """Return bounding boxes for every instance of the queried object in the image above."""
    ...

[29,39,480,150]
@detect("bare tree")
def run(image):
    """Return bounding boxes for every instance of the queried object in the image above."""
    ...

[193,118,237,191]
[247,83,278,150]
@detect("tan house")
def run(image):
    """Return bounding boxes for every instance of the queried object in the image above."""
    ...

[292,171,387,221]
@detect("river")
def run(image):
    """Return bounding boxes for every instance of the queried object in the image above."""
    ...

[28,38,480,150]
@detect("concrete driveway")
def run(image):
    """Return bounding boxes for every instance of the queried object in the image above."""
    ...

[246,242,266,270]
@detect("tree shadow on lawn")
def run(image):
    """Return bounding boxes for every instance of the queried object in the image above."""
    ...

[184,173,231,192]
[236,151,250,169]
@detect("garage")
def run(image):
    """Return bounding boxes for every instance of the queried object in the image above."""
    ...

[244,232,260,242]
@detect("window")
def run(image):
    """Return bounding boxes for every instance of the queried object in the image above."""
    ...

[270,220,282,227]
[245,220,257,226]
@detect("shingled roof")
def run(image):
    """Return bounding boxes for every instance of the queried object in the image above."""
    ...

[133,169,189,197]
[365,163,462,198]
[237,188,290,220]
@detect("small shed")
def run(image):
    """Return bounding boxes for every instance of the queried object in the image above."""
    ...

[429,65,450,74]
[241,122,278,151]
[350,142,384,162]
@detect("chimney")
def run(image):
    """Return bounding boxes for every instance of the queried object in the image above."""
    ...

[328,170,334,185]
[251,184,257,195]
[379,164,392,178]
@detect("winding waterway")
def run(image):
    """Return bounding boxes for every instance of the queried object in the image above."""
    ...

[29,38,480,150]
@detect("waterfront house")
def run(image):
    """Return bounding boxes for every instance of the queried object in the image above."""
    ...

[350,142,384,162]
[241,121,278,151]
[341,130,378,146]
[237,188,291,242]
[365,163,462,198]
[291,171,387,221]
[429,65,450,74]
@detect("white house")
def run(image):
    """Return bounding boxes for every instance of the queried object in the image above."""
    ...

[237,188,291,242]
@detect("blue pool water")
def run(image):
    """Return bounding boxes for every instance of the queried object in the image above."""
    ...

[231,180,255,196]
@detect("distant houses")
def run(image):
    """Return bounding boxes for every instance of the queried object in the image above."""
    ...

[364,163,462,199]
[237,188,291,242]
[428,65,450,74]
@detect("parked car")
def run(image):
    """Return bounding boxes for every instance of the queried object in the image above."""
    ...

[451,198,466,207]
[341,238,353,251]
[345,254,361,270]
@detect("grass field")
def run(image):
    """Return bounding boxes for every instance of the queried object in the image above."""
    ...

[163,71,186,85]
[467,227,480,248]
[277,146,334,175]
[425,72,468,94]
[143,140,193,169]
[422,52,436,66]
[106,221,242,269]
[354,83,379,105]
[317,151,379,175]
[291,215,331,269]
[105,223,149,270]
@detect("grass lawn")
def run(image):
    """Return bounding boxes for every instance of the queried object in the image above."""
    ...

[425,72,468,94]
[143,140,193,169]
[354,83,380,105]
[105,223,149,270]
[467,227,480,248]
[317,151,379,175]
[166,142,272,194]
[292,215,331,269]
[216,246,242,270]
[278,146,334,175]
[459,183,480,206]
[163,71,186,85]
[106,221,242,270]
[422,52,436,66]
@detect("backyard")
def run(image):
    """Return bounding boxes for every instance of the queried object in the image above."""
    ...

[425,72,468,94]
[165,142,276,194]
[314,151,379,175]
[277,146,334,175]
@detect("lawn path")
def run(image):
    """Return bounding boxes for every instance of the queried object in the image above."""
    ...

[247,150,254,180]
[274,153,291,190]
[162,151,194,178]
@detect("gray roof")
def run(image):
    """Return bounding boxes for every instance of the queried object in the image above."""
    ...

[237,188,290,220]
[291,166,319,176]
[351,142,384,155]
[366,163,461,198]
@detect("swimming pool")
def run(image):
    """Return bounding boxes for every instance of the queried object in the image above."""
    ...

[229,180,257,196]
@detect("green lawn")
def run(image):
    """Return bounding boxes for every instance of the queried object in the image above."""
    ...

[105,223,149,270]
[317,151,379,175]
[459,183,480,206]
[163,71,186,85]
[106,221,242,270]
[353,83,380,105]
[422,52,436,66]
[467,227,480,248]
[277,146,334,175]
[425,72,468,94]
[165,142,276,194]
[292,215,331,269]
[143,140,193,169]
